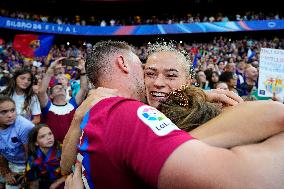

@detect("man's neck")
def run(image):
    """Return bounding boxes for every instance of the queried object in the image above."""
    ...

[98,84,132,99]
[52,96,67,105]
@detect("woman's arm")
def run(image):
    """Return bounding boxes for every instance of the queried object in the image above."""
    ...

[32,115,41,125]
[191,100,284,148]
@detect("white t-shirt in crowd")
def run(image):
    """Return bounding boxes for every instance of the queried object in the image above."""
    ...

[12,92,41,120]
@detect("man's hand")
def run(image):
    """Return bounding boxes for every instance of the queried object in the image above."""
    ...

[205,89,243,107]
[64,163,84,189]
[4,172,18,185]
[75,57,86,73]
[47,57,66,74]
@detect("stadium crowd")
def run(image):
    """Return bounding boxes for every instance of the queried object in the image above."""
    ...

[1,8,283,26]
[1,36,284,100]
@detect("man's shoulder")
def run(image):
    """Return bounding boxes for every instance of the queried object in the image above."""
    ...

[92,96,144,110]
[88,96,145,120]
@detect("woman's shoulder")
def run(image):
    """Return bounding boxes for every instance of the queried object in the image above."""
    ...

[0,86,7,93]
[31,95,40,102]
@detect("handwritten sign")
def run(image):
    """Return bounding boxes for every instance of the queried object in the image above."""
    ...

[258,48,284,97]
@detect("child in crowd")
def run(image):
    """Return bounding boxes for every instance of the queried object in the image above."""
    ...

[1,68,41,124]
[219,71,239,94]
[215,81,229,90]
[0,96,34,189]
[55,74,72,101]
[25,124,65,189]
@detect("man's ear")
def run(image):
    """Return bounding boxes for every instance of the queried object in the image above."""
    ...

[116,55,129,73]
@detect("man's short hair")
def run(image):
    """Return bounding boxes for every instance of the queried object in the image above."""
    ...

[86,40,134,87]
[49,83,64,95]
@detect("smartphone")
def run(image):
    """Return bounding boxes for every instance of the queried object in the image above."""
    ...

[62,59,78,67]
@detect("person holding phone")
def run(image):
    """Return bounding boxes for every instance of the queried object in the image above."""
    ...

[38,57,88,143]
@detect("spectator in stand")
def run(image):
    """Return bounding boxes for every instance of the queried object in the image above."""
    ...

[38,57,88,143]
[56,74,72,101]
[25,124,65,189]
[238,64,258,97]
[32,74,42,95]
[0,8,283,26]
[0,96,34,189]
[219,71,239,94]
[0,70,11,90]
[215,81,229,90]
[224,62,236,73]
[236,61,246,87]
[217,61,226,73]
[207,71,220,89]
[1,68,41,124]
[196,71,210,90]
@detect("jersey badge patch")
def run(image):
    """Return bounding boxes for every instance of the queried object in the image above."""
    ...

[137,105,180,136]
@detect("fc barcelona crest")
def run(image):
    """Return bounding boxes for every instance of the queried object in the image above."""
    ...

[29,40,40,49]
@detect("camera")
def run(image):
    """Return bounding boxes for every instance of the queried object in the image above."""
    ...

[62,59,78,67]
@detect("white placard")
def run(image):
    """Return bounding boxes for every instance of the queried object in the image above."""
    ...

[258,48,284,97]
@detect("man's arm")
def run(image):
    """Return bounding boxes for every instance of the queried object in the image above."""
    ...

[158,132,284,189]
[38,57,66,108]
[61,110,84,175]
[190,100,284,148]
[75,58,88,106]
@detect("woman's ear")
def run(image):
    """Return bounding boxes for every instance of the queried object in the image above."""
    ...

[186,75,193,86]
[116,55,129,73]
